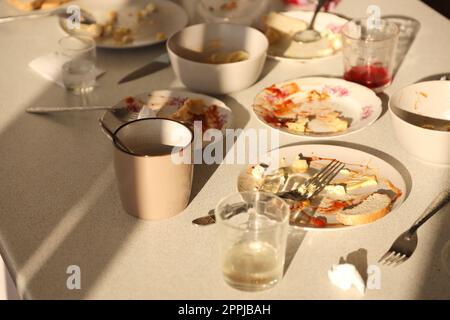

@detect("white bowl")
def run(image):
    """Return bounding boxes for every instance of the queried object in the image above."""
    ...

[167,23,268,95]
[389,81,450,165]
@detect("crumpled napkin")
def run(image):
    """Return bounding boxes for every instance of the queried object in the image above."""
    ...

[328,263,366,294]
[29,52,105,87]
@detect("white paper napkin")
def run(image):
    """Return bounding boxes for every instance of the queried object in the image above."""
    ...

[29,52,105,87]
[328,263,366,294]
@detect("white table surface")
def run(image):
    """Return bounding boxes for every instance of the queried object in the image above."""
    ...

[0,0,449,300]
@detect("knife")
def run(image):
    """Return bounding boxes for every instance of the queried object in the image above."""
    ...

[118,54,170,84]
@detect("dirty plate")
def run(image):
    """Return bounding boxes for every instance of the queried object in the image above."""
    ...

[101,90,233,144]
[60,0,188,49]
[253,77,382,138]
[237,144,407,231]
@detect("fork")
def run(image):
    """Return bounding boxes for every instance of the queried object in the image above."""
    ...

[192,159,345,226]
[378,190,450,266]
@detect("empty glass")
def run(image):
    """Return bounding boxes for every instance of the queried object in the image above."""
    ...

[59,35,96,94]
[215,192,289,291]
[341,18,399,92]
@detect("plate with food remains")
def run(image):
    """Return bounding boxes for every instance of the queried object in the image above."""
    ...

[238,144,407,231]
[263,11,349,61]
[101,90,233,145]
[253,77,382,138]
[59,0,188,49]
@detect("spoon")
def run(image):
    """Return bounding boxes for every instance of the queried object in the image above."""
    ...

[293,0,327,43]
[0,7,96,25]
[98,119,136,154]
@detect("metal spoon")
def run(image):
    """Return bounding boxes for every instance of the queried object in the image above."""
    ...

[0,7,96,25]
[98,119,136,154]
[293,0,327,43]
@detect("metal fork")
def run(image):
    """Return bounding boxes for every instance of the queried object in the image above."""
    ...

[192,159,345,226]
[278,159,345,202]
[378,190,450,266]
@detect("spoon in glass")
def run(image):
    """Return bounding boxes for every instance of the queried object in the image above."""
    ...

[293,0,327,43]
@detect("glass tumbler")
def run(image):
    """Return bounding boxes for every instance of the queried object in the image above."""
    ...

[215,192,289,291]
[59,35,97,94]
[341,18,399,92]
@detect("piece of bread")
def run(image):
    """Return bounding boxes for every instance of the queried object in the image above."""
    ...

[8,0,45,10]
[265,12,308,36]
[336,193,392,226]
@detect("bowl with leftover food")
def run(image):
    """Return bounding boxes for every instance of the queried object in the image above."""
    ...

[238,144,407,231]
[59,0,188,49]
[253,77,382,138]
[389,80,450,165]
[167,23,268,94]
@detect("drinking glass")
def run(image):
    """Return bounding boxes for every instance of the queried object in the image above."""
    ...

[341,18,399,92]
[59,35,97,94]
[215,192,289,291]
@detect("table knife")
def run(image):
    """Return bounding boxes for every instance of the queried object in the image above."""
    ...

[26,106,113,113]
[118,54,170,84]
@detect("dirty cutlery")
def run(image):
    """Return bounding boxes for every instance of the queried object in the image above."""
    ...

[27,105,141,123]
[98,119,136,154]
[293,0,327,43]
[379,190,450,266]
[192,159,345,226]
[118,54,170,84]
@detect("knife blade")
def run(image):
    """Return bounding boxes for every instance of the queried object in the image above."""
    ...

[118,54,170,84]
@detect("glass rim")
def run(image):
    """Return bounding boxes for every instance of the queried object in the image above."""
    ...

[341,18,400,42]
[58,35,96,52]
[215,191,290,231]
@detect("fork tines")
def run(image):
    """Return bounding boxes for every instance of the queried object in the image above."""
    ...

[310,160,345,191]
[298,159,345,198]
[378,251,409,266]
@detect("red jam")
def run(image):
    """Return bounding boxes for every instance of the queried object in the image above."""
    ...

[344,65,391,89]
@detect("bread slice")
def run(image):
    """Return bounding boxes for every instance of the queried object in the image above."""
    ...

[336,193,392,226]
[265,12,308,36]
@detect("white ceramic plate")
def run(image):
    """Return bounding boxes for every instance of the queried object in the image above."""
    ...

[101,90,233,142]
[237,144,407,231]
[253,77,382,138]
[60,0,188,49]
[267,11,348,61]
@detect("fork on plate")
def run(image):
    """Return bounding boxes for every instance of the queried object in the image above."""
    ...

[192,159,345,226]
[378,190,450,266]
